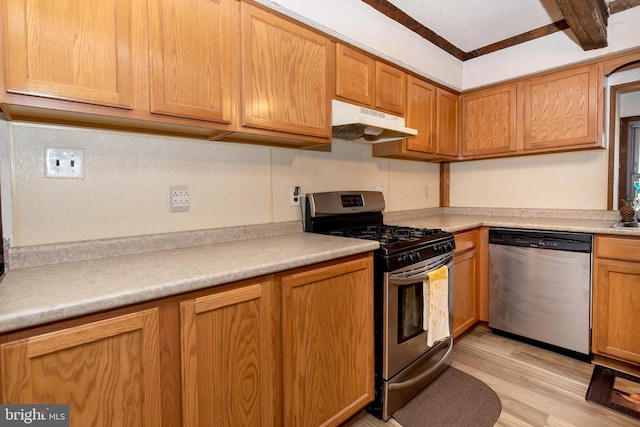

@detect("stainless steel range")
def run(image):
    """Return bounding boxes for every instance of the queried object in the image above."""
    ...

[304,191,456,420]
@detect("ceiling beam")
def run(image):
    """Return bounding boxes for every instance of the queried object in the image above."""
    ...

[554,0,609,50]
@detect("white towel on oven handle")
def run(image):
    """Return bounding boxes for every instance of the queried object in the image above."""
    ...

[423,265,450,346]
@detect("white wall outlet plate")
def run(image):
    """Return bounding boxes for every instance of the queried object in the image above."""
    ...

[170,186,189,212]
[45,148,84,179]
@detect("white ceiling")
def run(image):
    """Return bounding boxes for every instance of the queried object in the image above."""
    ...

[387,0,600,52]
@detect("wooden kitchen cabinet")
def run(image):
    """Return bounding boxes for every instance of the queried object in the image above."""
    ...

[522,64,599,152]
[405,76,436,153]
[0,309,162,426]
[0,253,375,427]
[593,235,640,365]
[335,43,405,116]
[376,62,406,116]
[180,278,278,426]
[3,0,135,108]
[280,254,374,426]
[148,0,233,123]
[453,229,480,339]
[460,83,518,157]
[372,79,460,161]
[335,43,375,107]
[0,0,235,139]
[436,87,460,157]
[457,63,602,161]
[238,3,332,142]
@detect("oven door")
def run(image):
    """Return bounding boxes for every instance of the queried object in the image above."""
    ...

[382,252,454,380]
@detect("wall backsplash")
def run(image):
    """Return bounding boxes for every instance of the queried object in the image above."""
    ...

[4,121,441,247]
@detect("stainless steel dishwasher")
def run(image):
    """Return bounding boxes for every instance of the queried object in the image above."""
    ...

[488,228,592,360]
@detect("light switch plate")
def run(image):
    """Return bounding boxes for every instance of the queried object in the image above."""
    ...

[45,148,85,179]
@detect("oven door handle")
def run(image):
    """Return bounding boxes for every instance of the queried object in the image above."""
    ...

[387,341,453,392]
[388,275,429,286]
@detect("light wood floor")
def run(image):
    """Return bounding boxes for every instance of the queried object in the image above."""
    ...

[349,325,640,427]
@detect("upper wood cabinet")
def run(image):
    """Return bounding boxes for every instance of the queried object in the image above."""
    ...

[239,3,332,140]
[335,43,405,116]
[1,309,162,425]
[335,43,375,106]
[460,84,518,157]
[372,79,460,161]
[376,62,406,115]
[3,0,135,108]
[148,0,233,123]
[180,278,278,426]
[459,63,603,161]
[405,76,436,153]
[522,64,599,151]
[436,88,460,157]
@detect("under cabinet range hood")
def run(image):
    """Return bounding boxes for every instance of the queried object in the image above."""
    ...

[331,99,417,143]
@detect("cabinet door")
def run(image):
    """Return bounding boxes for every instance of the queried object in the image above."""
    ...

[180,279,278,427]
[335,43,375,107]
[453,231,479,339]
[435,88,460,157]
[0,309,161,426]
[281,256,374,427]
[405,76,436,153]
[461,84,518,157]
[4,0,134,108]
[240,4,332,138]
[522,65,598,151]
[593,259,640,364]
[375,62,405,115]
[148,0,232,123]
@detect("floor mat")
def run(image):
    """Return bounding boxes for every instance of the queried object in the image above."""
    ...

[586,365,640,422]
[392,366,501,427]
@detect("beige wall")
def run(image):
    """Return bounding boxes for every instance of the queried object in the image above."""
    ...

[6,122,440,246]
[449,150,609,209]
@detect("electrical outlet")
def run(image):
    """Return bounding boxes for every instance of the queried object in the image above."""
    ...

[170,186,189,212]
[424,186,429,198]
[45,148,84,179]
[290,186,301,206]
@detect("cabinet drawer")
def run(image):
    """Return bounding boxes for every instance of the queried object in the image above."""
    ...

[596,235,640,262]
[454,230,478,254]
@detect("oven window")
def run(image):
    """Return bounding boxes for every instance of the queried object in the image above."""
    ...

[398,282,424,343]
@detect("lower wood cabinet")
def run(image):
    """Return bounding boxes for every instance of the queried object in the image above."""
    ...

[280,255,374,426]
[0,253,374,427]
[0,309,163,426]
[593,235,640,365]
[180,278,278,426]
[452,230,479,339]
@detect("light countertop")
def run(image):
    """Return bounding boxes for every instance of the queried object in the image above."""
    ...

[387,214,639,235]
[0,232,378,334]
[1,210,638,335]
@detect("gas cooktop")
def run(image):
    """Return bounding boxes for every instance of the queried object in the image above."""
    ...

[326,224,449,251]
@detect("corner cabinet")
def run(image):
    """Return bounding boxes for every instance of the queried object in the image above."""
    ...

[0,309,162,426]
[280,255,374,426]
[372,78,460,161]
[236,3,332,144]
[593,235,640,365]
